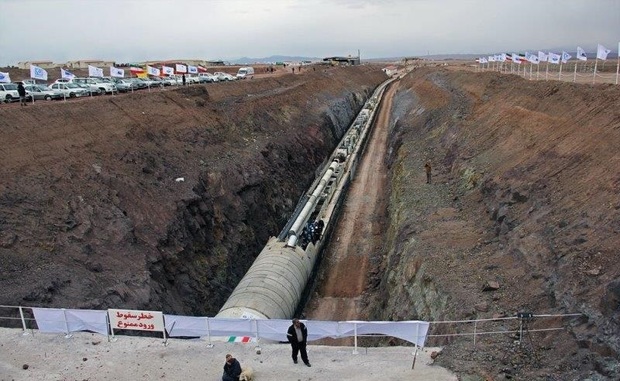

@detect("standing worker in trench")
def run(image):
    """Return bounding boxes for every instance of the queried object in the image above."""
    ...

[425,160,432,184]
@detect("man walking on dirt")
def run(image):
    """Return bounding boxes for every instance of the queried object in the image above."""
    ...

[287,318,311,367]
[425,161,432,184]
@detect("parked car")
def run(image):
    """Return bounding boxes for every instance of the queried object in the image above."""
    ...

[161,76,179,86]
[236,67,255,79]
[48,83,88,98]
[110,78,135,92]
[198,73,218,83]
[0,83,33,103]
[127,78,148,90]
[213,72,236,81]
[0,83,21,103]
[73,78,115,94]
[24,84,63,101]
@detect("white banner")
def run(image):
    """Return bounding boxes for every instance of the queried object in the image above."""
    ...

[163,316,430,347]
[596,44,611,60]
[162,66,174,76]
[61,68,75,79]
[88,65,104,77]
[561,51,571,63]
[576,46,587,61]
[188,65,198,74]
[175,63,187,73]
[32,308,108,335]
[108,309,164,332]
[110,66,125,78]
[538,51,548,62]
[0,71,11,83]
[30,65,48,80]
[146,65,160,76]
[548,52,561,64]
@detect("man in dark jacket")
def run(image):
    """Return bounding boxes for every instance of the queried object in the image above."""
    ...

[222,353,242,381]
[17,82,27,106]
[287,318,311,367]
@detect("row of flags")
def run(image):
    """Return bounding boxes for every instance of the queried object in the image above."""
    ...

[17,62,208,82]
[478,44,614,65]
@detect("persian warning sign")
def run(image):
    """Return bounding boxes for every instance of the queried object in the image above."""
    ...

[108,309,164,332]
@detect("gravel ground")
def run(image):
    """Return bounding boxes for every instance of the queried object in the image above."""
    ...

[0,328,457,381]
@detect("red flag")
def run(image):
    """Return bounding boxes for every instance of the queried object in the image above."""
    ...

[198,65,207,73]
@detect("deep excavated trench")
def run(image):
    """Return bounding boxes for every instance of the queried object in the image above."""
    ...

[303,81,397,331]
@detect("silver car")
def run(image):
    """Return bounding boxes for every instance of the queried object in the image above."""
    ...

[48,83,88,98]
[24,84,63,101]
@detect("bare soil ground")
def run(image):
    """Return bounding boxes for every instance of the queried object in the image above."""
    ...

[303,82,395,345]
[1,61,619,381]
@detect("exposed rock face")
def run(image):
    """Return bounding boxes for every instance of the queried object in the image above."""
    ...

[0,66,386,317]
[367,67,620,380]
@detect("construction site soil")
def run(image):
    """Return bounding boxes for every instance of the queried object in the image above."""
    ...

[1,64,619,380]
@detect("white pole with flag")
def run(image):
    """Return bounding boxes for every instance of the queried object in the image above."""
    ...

[573,61,578,83]
[616,42,620,85]
[593,57,598,84]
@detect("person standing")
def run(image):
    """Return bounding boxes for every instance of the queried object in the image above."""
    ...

[287,318,311,367]
[424,161,432,184]
[17,82,27,106]
[182,73,186,86]
[222,354,242,381]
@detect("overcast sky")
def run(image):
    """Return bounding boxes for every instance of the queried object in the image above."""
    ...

[1,0,619,65]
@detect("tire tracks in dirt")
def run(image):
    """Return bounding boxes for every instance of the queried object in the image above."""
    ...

[303,81,397,332]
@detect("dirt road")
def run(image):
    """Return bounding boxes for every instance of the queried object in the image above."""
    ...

[303,82,396,335]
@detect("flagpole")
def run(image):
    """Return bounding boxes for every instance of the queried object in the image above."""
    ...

[593,58,598,84]
[616,46,620,85]
[529,63,533,80]
[545,61,549,81]
[536,63,540,80]
[573,61,577,83]
[559,61,563,81]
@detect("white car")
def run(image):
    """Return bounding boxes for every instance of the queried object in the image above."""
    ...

[72,78,116,94]
[49,83,88,98]
[0,83,21,103]
[213,72,236,81]
[198,73,218,83]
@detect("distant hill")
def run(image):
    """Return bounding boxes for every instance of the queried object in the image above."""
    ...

[228,55,322,65]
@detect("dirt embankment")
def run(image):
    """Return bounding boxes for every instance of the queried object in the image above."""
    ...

[365,67,620,380]
[0,66,386,316]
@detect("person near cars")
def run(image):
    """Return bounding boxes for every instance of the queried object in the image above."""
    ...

[17,82,27,106]
[182,74,186,86]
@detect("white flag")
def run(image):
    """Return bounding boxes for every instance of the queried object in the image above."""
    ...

[512,53,521,63]
[110,67,125,78]
[88,65,104,77]
[30,65,48,80]
[147,65,160,76]
[538,51,548,62]
[548,52,561,64]
[188,65,198,74]
[596,44,611,60]
[561,51,571,63]
[0,71,11,83]
[162,66,174,75]
[576,46,587,61]
[61,68,75,79]
[175,63,187,73]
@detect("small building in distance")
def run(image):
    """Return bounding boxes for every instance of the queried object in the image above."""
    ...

[16,61,57,69]
[66,60,116,69]
[323,55,360,66]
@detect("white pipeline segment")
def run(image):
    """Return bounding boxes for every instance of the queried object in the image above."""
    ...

[287,161,339,247]
[216,237,315,319]
[216,78,396,320]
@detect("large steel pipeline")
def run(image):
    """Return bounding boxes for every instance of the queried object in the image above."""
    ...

[216,78,395,320]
